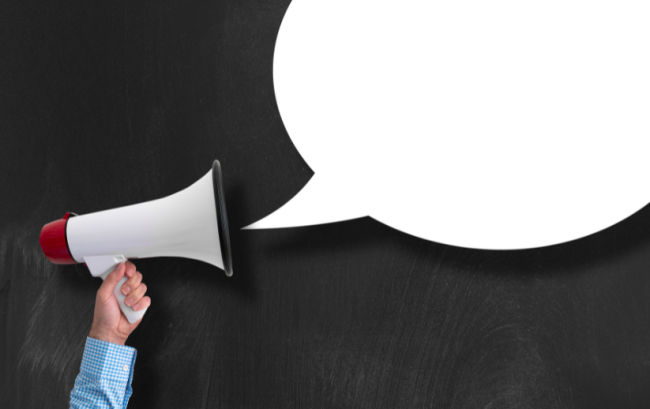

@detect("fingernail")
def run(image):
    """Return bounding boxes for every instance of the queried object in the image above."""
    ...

[132,303,139,310]
[125,298,133,306]
[122,286,130,295]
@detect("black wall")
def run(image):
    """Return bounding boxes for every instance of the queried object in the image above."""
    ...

[2,1,650,408]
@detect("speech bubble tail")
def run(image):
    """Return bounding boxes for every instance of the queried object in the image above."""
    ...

[243,175,365,230]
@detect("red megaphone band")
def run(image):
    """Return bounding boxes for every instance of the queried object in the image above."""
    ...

[39,212,76,264]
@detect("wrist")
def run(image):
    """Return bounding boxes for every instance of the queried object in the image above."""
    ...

[89,327,127,346]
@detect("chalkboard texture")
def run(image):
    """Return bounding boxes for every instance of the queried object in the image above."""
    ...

[1,1,650,408]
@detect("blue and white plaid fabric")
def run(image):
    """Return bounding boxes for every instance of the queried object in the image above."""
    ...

[70,337,137,409]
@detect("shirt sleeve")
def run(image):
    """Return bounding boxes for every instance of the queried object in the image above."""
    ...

[69,337,137,409]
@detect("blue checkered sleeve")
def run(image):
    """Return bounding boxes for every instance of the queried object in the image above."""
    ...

[69,337,137,409]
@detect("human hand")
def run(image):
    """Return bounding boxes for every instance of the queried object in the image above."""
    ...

[88,261,151,345]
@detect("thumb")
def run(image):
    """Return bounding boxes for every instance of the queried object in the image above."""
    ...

[97,263,126,300]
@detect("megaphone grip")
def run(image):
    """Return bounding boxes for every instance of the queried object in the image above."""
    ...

[87,255,148,324]
[111,275,148,324]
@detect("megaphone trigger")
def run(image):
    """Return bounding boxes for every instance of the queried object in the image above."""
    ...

[85,255,128,279]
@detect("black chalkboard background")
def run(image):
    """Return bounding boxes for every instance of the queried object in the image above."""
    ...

[2,1,650,408]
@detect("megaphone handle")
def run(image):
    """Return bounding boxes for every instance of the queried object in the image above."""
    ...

[109,275,148,324]
[87,255,148,324]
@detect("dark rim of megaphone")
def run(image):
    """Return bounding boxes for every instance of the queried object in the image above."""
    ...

[212,160,233,277]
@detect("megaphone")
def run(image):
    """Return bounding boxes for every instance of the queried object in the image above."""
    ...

[38,160,233,324]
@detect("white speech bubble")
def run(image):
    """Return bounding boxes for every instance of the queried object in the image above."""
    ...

[245,0,650,249]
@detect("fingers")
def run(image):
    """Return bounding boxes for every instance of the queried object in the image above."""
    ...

[131,296,151,312]
[124,261,137,278]
[124,282,148,309]
[121,270,142,297]
[121,265,148,310]
[98,263,126,299]
[98,261,150,312]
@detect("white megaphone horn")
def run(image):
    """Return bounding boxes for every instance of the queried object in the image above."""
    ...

[39,160,233,324]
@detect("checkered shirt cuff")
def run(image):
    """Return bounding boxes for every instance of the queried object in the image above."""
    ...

[70,337,137,408]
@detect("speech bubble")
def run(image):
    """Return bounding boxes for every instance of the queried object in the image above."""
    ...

[245,0,650,249]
